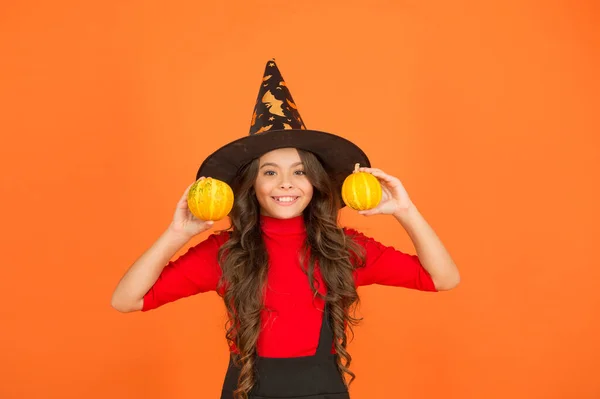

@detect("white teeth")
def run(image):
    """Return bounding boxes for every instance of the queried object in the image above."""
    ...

[274,196,298,202]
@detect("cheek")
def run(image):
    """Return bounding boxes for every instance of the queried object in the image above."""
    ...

[254,179,272,198]
[301,181,314,199]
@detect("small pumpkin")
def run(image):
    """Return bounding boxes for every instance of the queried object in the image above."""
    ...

[187,177,234,221]
[341,163,382,211]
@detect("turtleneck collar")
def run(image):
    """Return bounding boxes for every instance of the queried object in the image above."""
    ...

[259,214,306,235]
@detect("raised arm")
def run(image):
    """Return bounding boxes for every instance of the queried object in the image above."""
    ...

[355,167,460,291]
[111,179,215,312]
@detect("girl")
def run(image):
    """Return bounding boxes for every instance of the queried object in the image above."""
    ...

[111,60,460,399]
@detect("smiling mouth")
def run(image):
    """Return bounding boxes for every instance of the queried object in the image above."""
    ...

[271,196,300,205]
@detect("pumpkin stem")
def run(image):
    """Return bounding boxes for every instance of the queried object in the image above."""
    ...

[354,163,360,173]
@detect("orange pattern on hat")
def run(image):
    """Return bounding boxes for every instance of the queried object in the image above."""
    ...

[255,124,273,134]
[262,91,285,117]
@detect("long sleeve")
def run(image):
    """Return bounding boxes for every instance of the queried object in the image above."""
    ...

[345,228,437,292]
[142,232,229,311]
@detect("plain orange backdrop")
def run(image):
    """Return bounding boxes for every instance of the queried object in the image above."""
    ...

[1,1,599,398]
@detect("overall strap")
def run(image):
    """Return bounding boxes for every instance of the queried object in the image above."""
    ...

[315,303,335,358]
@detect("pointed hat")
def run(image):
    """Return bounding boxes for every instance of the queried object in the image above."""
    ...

[196,60,371,198]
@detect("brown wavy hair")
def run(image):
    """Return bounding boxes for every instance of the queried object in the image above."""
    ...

[216,149,366,399]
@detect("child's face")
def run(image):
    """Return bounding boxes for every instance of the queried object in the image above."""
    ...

[254,147,314,219]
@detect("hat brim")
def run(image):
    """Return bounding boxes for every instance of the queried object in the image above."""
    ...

[196,129,371,207]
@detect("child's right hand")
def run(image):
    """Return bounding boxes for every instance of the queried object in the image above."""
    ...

[169,178,214,238]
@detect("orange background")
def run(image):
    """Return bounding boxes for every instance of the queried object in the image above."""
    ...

[1,1,599,398]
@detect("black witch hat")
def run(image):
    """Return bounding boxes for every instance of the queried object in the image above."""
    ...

[196,59,371,199]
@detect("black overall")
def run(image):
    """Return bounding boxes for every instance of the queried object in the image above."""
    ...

[220,307,350,399]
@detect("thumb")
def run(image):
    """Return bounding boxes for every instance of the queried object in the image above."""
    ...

[202,220,215,228]
[358,206,383,216]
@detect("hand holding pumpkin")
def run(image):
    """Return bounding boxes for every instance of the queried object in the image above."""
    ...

[345,165,414,217]
[169,178,217,238]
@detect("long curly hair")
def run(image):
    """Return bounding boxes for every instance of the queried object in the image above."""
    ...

[216,149,366,399]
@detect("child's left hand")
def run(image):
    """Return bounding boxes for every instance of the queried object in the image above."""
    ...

[356,167,414,217]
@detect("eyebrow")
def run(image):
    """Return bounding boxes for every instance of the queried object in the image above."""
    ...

[259,161,304,169]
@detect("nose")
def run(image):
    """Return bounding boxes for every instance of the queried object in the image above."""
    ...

[279,175,293,189]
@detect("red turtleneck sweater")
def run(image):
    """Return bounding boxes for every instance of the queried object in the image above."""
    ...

[142,215,436,357]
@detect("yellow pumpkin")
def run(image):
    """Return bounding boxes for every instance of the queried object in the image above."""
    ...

[341,163,382,210]
[187,177,234,221]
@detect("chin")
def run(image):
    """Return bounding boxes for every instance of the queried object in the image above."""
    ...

[266,208,304,219]
[262,203,308,219]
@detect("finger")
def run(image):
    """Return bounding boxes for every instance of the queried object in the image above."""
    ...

[359,167,396,181]
[370,169,395,181]
[380,186,393,201]
[358,207,381,216]
[177,182,195,207]
[381,184,393,195]
[181,186,192,201]
[373,172,402,187]
[358,167,385,174]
